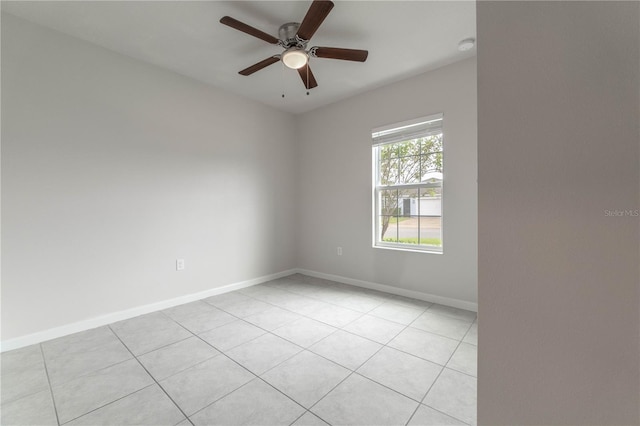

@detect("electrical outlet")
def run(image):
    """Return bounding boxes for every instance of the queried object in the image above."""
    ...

[176,259,185,271]
[337,247,343,256]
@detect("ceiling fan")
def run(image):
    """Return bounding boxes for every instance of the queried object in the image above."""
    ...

[219,0,368,91]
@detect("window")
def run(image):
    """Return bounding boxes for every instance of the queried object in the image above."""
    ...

[372,114,443,253]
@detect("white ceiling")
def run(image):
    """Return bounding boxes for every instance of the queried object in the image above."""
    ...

[2,1,476,114]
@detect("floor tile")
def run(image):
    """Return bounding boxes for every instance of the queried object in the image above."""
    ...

[138,336,220,380]
[292,411,329,426]
[162,301,217,322]
[110,312,192,355]
[2,345,44,372]
[66,384,185,426]
[237,284,272,297]
[357,347,442,401]
[308,330,382,370]
[330,294,384,313]
[272,318,336,348]
[198,320,266,352]
[423,368,477,426]
[342,314,405,344]
[51,358,153,424]
[263,277,301,291]
[219,298,272,318]
[302,303,363,328]
[369,302,425,325]
[408,404,467,425]
[159,355,254,416]
[42,326,119,360]
[245,287,297,305]
[190,378,304,426]
[310,288,352,306]
[427,304,477,322]
[285,282,328,297]
[174,307,236,334]
[389,327,459,365]
[1,359,49,404]
[390,295,433,310]
[311,374,418,426]
[411,312,473,340]
[283,298,330,316]
[46,338,133,386]
[463,322,477,346]
[226,334,301,375]
[203,292,252,308]
[446,343,477,377]
[244,306,302,331]
[262,351,350,408]
[263,293,318,312]
[0,390,57,426]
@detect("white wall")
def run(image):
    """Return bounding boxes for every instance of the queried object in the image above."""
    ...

[1,14,297,341]
[296,58,477,305]
[477,2,640,424]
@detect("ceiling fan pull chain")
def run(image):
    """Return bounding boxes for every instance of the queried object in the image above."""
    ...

[281,60,285,98]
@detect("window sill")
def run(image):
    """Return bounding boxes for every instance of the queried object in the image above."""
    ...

[372,244,443,255]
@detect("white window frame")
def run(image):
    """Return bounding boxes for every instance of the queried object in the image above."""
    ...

[372,113,444,254]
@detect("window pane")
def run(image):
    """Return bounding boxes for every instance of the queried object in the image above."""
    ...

[419,216,442,247]
[418,187,442,216]
[379,216,398,243]
[421,134,443,154]
[399,155,421,184]
[393,189,418,245]
[380,143,400,159]
[378,157,393,185]
[419,187,442,247]
[421,153,443,180]
[393,216,419,244]
[379,189,399,216]
[397,139,421,158]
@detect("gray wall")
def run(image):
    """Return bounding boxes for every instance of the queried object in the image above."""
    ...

[477,2,640,424]
[297,58,477,305]
[1,14,297,340]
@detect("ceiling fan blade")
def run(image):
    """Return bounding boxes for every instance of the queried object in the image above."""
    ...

[296,0,334,41]
[239,56,280,76]
[220,16,279,45]
[297,64,318,89]
[312,47,368,62]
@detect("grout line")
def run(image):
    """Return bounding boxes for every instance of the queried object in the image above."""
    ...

[39,343,61,426]
[133,334,194,358]
[59,383,157,425]
[107,325,193,425]
[288,410,308,426]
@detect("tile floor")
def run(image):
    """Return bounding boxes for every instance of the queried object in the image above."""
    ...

[0,274,477,426]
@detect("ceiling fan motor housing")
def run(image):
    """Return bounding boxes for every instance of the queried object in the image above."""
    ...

[278,22,306,48]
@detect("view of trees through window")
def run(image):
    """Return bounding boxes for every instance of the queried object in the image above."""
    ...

[376,133,443,249]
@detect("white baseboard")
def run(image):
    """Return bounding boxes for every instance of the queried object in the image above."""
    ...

[1,267,476,352]
[0,269,297,353]
[294,268,478,312]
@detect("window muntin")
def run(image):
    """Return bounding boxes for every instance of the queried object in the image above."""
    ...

[373,114,443,252]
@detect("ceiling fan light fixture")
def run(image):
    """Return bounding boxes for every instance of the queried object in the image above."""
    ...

[282,48,308,69]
